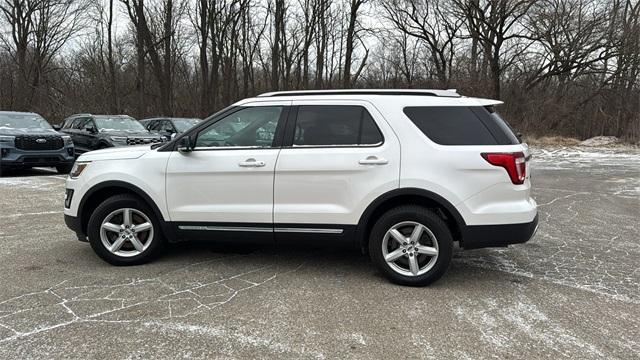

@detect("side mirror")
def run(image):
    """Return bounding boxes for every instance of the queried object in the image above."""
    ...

[171,132,177,139]
[52,124,61,131]
[177,136,192,153]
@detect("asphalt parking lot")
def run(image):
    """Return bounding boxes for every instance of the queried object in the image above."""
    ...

[0,146,638,359]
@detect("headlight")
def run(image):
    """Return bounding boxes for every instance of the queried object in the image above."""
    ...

[62,135,73,146]
[0,135,15,144]
[110,136,128,143]
[70,162,90,178]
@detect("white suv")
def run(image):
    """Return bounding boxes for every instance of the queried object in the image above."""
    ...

[63,90,537,285]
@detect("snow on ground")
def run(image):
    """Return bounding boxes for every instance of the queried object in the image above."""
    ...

[531,145,640,198]
[532,145,640,170]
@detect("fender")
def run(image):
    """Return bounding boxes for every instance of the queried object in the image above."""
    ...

[355,187,467,247]
[76,180,175,239]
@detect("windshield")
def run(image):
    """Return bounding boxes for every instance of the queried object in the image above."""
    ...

[0,113,52,130]
[95,116,145,131]
[173,118,201,132]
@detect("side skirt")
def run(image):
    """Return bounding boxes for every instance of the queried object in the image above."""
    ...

[170,222,357,248]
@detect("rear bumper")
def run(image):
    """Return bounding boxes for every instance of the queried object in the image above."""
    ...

[64,214,87,242]
[460,214,538,250]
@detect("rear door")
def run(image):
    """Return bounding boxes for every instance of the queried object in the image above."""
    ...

[273,100,400,236]
[165,102,290,234]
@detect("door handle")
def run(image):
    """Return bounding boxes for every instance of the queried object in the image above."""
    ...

[358,156,388,165]
[239,158,266,167]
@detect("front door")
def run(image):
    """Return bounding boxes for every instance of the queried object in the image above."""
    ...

[74,117,94,153]
[165,103,289,233]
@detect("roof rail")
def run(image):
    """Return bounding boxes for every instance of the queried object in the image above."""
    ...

[258,89,462,98]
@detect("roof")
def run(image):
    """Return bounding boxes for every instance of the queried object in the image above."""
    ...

[258,89,461,98]
[237,89,503,107]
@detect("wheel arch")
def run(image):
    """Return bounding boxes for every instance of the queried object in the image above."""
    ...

[77,181,167,238]
[356,188,466,251]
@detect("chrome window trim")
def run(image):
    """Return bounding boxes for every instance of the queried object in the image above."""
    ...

[290,142,383,149]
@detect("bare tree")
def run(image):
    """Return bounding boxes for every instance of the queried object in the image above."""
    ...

[343,0,367,88]
[0,0,638,142]
[453,0,539,98]
[0,0,89,110]
[381,0,461,87]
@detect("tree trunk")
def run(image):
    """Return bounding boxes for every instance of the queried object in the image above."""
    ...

[107,0,118,113]
[343,0,361,89]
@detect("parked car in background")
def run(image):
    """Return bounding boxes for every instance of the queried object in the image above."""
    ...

[0,111,75,173]
[61,114,165,154]
[140,117,202,140]
[63,89,537,286]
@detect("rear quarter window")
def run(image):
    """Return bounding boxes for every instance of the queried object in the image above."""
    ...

[403,106,519,145]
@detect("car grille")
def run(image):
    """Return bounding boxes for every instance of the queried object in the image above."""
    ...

[14,135,64,151]
[126,137,164,145]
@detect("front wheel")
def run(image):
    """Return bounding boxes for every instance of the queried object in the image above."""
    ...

[369,206,453,286]
[87,194,165,265]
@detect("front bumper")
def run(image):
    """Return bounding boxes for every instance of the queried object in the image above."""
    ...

[64,214,87,242]
[460,214,538,249]
[0,146,75,168]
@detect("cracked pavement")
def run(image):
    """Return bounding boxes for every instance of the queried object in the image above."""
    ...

[0,145,638,359]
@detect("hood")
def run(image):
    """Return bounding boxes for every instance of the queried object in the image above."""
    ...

[78,145,152,162]
[99,129,159,137]
[0,127,63,136]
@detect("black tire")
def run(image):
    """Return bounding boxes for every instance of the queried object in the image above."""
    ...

[56,163,74,174]
[368,205,453,286]
[87,194,165,265]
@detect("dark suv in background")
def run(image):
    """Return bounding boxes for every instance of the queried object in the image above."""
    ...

[0,111,75,174]
[140,117,201,141]
[61,114,165,154]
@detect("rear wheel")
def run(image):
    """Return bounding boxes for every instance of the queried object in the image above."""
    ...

[369,206,453,286]
[87,194,165,265]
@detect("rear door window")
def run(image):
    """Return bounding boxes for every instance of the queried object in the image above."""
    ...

[403,106,519,145]
[293,105,383,146]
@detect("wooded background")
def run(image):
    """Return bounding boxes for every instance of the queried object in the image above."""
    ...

[1,0,638,141]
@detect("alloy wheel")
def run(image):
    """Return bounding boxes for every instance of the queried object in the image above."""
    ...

[100,208,154,257]
[382,221,439,276]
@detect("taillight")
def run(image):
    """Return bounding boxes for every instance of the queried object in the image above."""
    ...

[481,152,527,185]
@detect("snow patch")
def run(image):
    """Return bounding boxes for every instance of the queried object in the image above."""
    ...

[532,146,640,170]
[579,136,619,146]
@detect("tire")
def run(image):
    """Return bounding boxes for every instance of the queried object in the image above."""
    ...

[368,206,453,286]
[87,194,165,265]
[56,163,74,174]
